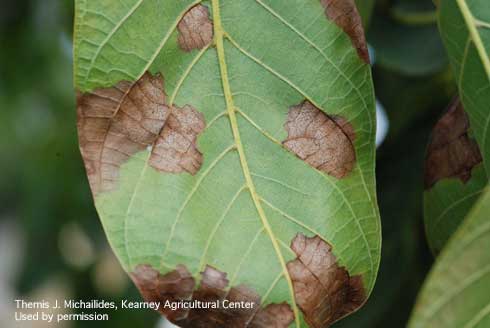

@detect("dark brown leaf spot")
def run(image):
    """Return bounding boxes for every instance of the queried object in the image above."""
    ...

[77,72,206,195]
[130,264,195,321]
[178,5,213,52]
[424,99,482,189]
[77,72,167,194]
[320,0,370,63]
[130,264,294,328]
[287,233,366,328]
[283,100,356,179]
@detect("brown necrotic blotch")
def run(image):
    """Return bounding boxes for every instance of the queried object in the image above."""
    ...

[130,264,294,328]
[76,71,205,195]
[177,4,213,52]
[287,234,366,328]
[283,100,356,179]
[424,99,482,189]
[320,0,370,63]
[151,104,205,175]
[130,264,195,322]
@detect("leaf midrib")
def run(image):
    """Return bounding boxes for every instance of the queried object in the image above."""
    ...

[107,0,377,308]
[211,0,301,326]
[225,35,376,280]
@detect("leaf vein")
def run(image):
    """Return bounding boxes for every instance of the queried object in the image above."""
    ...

[158,144,237,270]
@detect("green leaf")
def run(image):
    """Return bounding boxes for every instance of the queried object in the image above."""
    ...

[74,0,380,326]
[424,164,487,254]
[409,187,490,328]
[438,0,490,175]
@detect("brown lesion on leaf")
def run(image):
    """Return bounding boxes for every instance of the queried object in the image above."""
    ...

[130,264,294,327]
[320,0,370,63]
[424,98,483,189]
[283,100,356,179]
[150,105,205,174]
[286,233,366,328]
[130,264,195,321]
[177,4,214,52]
[250,303,295,328]
[77,71,206,195]
[332,115,356,142]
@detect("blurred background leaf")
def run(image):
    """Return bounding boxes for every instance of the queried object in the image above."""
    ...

[368,0,447,76]
[355,0,376,28]
[0,0,470,327]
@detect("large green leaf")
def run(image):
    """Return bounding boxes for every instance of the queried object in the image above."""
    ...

[409,188,490,328]
[438,0,490,174]
[74,0,380,326]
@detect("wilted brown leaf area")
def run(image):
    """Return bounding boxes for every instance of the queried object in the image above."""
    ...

[320,0,370,63]
[424,99,482,189]
[77,72,205,195]
[178,4,214,52]
[283,100,356,179]
[287,233,365,328]
[131,264,294,327]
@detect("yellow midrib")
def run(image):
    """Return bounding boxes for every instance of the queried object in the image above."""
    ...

[456,0,490,78]
[211,0,301,326]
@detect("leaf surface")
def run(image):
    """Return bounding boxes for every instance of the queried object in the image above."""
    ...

[410,188,490,328]
[74,0,380,326]
[424,164,487,254]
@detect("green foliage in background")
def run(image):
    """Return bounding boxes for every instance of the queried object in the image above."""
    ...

[369,0,447,76]
[414,1,490,326]
[422,0,490,256]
